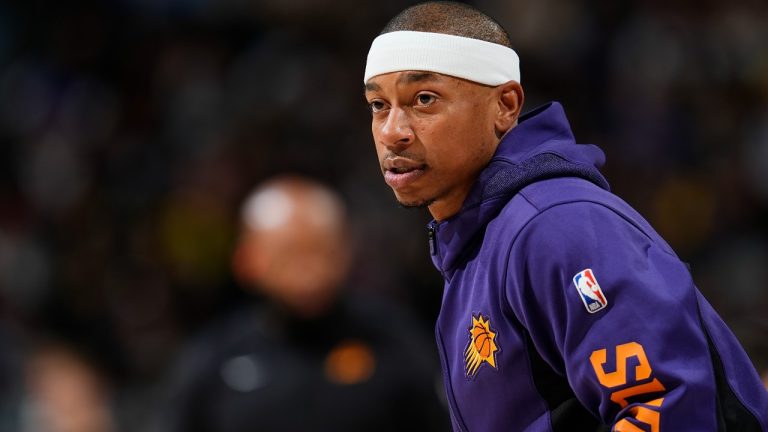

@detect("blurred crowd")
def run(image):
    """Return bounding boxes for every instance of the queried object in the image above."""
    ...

[0,0,766,430]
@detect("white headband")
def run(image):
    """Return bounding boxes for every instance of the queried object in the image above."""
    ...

[364,30,520,86]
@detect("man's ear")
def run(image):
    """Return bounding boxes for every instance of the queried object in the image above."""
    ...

[231,236,262,287]
[494,81,524,137]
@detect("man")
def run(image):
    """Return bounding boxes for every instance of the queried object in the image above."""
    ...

[364,2,768,430]
[163,175,448,432]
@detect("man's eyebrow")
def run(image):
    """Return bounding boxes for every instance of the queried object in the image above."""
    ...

[364,72,441,93]
[397,72,440,85]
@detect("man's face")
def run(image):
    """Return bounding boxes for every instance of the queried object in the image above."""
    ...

[235,187,351,318]
[240,219,349,318]
[365,71,501,220]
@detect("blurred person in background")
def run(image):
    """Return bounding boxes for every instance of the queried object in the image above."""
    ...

[363,1,768,430]
[20,341,116,432]
[162,175,448,432]
[0,0,766,430]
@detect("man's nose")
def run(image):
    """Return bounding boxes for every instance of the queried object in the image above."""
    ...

[378,107,413,151]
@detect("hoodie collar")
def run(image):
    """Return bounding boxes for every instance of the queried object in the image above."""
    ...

[428,102,609,279]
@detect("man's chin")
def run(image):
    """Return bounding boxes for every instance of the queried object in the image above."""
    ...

[395,196,434,209]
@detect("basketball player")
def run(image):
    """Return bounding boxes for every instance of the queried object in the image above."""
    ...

[364,2,768,430]
[163,176,448,432]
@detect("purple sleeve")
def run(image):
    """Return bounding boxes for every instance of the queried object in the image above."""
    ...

[505,201,764,430]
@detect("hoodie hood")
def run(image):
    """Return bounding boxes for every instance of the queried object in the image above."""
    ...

[428,101,609,277]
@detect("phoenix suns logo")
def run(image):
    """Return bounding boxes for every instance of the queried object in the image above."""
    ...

[464,314,499,378]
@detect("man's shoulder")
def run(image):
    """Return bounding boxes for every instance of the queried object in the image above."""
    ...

[341,294,436,350]
[497,177,641,227]
[176,304,270,370]
[489,177,674,254]
[488,177,621,234]
[517,177,620,211]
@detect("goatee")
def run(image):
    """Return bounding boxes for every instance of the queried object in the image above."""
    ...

[397,198,434,209]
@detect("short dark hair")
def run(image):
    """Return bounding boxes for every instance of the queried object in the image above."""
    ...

[381,1,512,48]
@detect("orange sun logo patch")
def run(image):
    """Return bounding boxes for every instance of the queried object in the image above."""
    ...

[465,314,499,378]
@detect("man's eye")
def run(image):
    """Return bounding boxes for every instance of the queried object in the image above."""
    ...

[415,93,436,106]
[368,101,386,113]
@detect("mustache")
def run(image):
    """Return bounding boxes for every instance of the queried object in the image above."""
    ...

[381,151,425,163]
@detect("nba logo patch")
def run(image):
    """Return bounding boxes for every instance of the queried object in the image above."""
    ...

[573,269,608,313]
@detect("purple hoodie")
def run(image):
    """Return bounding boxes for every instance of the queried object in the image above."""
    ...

[428,102,768,431]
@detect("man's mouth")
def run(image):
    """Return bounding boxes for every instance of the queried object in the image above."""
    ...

[388,166,421,174]
[382,160,427,189]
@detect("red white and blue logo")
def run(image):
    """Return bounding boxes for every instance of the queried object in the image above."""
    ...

[573,269,608,313]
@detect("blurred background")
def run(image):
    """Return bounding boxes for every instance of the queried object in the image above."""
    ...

[0,0,766,430]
